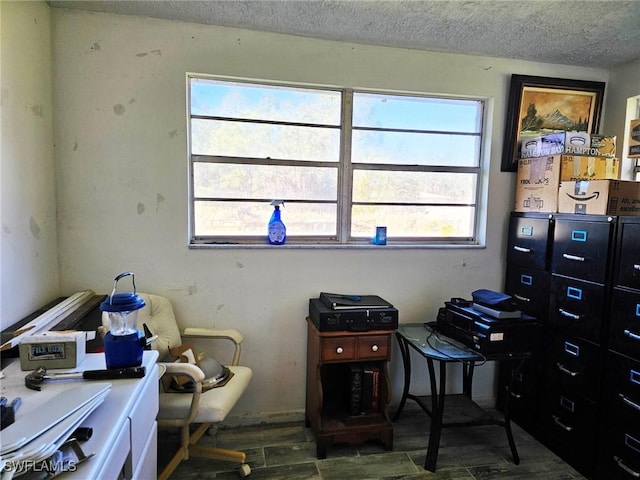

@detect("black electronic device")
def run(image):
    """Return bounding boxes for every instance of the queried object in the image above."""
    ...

[436,300,541,355]
[308,298,398,332]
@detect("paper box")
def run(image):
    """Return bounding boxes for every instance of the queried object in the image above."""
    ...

[560,155,619,181]
[19,331,90,370]
[629,119,640,158]
[519,131,617,159]
[515,155,561,212]
[564,131,617,158]
[558,180,640,215]
[519,132,564,159]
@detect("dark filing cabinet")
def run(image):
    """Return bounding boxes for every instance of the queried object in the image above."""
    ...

[597,216,640,479]
[544,213,616,478]
[499,212,553,437]
[502,212,639,479]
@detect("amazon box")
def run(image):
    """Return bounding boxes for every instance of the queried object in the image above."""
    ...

[558,180,640,215]
[515,155,561,212]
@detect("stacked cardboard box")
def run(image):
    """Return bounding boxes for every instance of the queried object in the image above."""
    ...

[629,119,640,158]
[515,131,619,213]
[558,179,640,215]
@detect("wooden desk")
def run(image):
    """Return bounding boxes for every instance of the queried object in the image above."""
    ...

[0,351,158,479]
[394,323,530,472]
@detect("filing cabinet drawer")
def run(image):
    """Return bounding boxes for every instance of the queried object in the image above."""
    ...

[548,334,601,401]
[551,215,615,283]
[609,288,640,360]
[505,264,550,319]
[604,352,640,419]
[615,218,640,291]
[543,389,598,478]
[497,357,544,435]
[322,337,357,362]
[597,384,640,480]
[550,274,607,343]
[507,213,552,270]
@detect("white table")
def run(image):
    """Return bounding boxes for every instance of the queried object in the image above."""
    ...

[0,351,159,479]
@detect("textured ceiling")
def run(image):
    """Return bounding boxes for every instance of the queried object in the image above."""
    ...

[48,0,640,68]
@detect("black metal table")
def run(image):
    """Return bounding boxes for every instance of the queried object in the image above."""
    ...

[394,323,531,472]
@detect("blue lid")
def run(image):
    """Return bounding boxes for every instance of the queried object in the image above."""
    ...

[100,292,146,312]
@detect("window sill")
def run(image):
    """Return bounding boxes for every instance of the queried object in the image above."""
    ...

[189,243,486,250]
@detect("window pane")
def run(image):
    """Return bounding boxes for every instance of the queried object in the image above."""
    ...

[351,205,475,238]
[353,93,482,133]
[353,171,477,204]
[351,130,480,166]
[192,119,340,162]
[191,78,341,125]
[194,163,337,200]
[195,201,336,236]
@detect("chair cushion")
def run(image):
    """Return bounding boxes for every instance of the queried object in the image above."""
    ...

[158,365,253,424]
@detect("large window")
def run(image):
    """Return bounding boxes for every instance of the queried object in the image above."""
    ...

[188,76,485,246]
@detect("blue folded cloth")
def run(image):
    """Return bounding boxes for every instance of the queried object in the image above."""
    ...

[471,289,516,311]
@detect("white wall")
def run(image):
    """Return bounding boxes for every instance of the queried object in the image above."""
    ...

[1,1,60,330]
[49,8,612,421]
[604,58,640,179]
[3,4,618,422]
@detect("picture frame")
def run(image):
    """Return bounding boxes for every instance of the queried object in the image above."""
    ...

[501,74,606,172]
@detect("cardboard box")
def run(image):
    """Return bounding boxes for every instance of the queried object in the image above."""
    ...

[560,155,619,181]
[515,155,561,212]
[519,131,617,159]
[558,180,640,215]
[629,119,640,158]
[519,132,564,159]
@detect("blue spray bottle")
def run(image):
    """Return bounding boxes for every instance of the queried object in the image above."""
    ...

[267,200,286,245]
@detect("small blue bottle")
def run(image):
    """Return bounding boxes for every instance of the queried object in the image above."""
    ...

[268,200,286,245]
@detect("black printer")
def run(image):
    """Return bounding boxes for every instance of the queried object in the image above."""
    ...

[436,292,541,355]
[308,293,398,332]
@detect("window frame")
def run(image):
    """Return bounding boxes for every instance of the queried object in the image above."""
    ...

[187,74,487,248]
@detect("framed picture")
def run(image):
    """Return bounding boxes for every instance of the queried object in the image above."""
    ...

[501,74,605,172]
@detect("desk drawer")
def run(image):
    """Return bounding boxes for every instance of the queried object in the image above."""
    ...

[127,363,159,477]
[356,335,390,360]
[321,335,390,363]
[95,417,130,480]
[322,337,357,362]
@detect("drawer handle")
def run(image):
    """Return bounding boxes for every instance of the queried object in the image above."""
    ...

[619,393,640,412]
[371,345,379,352]
[509,390,522,399]
[614,456,640,478]
[513,245,531,253]
[336,347,344,354]
[558,308,581,320]
[513,294,530,303]
[562,253,585,262]
[624,329,640,341]
[552,414,573,432]
[556,362,578,377]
